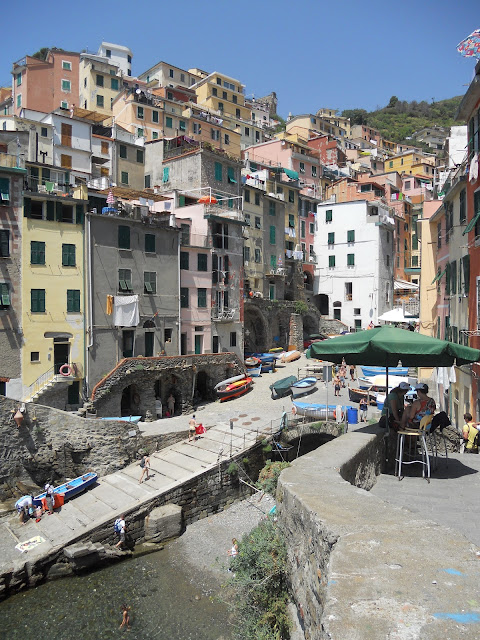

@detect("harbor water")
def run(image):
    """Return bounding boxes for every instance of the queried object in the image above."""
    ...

[0,544,233,640]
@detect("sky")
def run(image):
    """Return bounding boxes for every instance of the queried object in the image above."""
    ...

[1,0,479,117]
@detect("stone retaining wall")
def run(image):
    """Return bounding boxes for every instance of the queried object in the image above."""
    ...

[277,429,480,639]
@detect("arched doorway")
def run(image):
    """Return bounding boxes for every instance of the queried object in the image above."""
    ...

[315,294,329,316]
[244,304,269,352]
[194,370,210,403]
[121,384,141,416]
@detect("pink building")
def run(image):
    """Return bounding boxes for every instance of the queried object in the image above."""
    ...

[307,134,346,167]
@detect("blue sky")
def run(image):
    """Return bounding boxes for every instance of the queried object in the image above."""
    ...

[2,0,478,116]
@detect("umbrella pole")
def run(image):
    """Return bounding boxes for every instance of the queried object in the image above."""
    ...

[385,365,390,437]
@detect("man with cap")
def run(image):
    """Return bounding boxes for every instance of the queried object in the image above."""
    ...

[381,381,410,430]
[402,383,436,429]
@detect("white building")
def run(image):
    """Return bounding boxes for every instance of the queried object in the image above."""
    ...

[97,42,133,77]
[314,200,394,330]
[42,111,92,181]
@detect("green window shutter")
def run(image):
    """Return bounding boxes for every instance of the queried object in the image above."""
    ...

[288,214,295,228]
[0,230,9,257]
[62,244,76,266]
[145,233,155,253]
[347,253,355,266]
[329,255,335,268]
[67,289,80,312]
[180,251,189,270]
[269,225,276,245]
[144,281,153,293]
[270,254,277,269]
[46,200,55,220]
[289,190,295,203]
[56,201,62,221]
[347,230,355,243]
[269,201,275,216]
[214,162,222,181]
[75,204,84,225]
[451,261,457,294]
[31,241,45,265]
[31,289,45,312]
[325,209,332,222]
[412,235,418,250]
[463,255,470,294]
[24,197,31,218]
[179,120,186,132]
[162,167,170,183]
[118,225,130,249]
[445,263,451,295]
[197,288,207,308]
[0,283,10,307]
[227,166,236,183]
[0,177,10,201]
[178,195,185,207]
[180,287,189,308]
[67,289,73,312]
[328,232,335,245]
[198,253,207,271]
[166,116,172,128]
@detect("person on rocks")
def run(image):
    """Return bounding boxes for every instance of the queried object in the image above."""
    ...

[115,515,126,549]
[16,495,33,524]
[139,454,151,483]
[167,393,175,417]
[44,483,55,515]
[189,415,197,442]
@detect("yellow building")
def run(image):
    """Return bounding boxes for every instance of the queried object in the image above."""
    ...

[22,167,86,406]
[315,108,351,138]
[112,87,165,142]
[285,114,348,140]
[385,151,436,178]
[79,53,123,117]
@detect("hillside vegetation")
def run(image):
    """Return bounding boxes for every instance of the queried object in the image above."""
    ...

[342,95,463,144]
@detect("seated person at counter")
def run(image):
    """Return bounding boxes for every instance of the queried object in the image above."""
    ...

[401,383,436,429]
[381,381,410,430]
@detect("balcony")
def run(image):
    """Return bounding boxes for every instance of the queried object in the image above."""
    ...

[179,232,212,248]
[0,152,25,171]
[24,175,75,197]
[211,306,237,322]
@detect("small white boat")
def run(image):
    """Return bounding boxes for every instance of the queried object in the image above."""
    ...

[291,377,317,398]
[214,374,245,391]
[281,350,301,363]
[247,365,262,377]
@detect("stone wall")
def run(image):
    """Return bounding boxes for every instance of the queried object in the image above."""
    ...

[0,396,143,499]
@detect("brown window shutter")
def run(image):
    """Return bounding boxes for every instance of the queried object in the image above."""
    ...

[61,123,72,147]
[61,154,72,169]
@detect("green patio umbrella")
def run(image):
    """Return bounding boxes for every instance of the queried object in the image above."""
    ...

[306,325,480,368]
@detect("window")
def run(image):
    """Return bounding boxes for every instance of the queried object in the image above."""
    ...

[325,209,332,222]
[0,177,9,204]
[197,288,207,308]
[254,192,260,206]
[227,167,236,184]
[328,232,335,245]
[236,108,241,118]
[300,220,306,237]
[62,61,71,71]
[354,308,361,315]
[31,241,45,265]
[354,319,362,330]
[255,216,261,229]
[269,201,276,216]
[100,140,109,155]
[41,127,48,137]
[460,189,466,224]
[244,189,250,203]
[31,289,45,312]
[137,128,144,138]
[95,74,104,88]
[62,243,76,266]
[211,129,220,141]
[180,73,185,83]
[289,214,295,228]
[463,255,470,294]
[67,289,80,312]
[144,271,157,294]
[244,213,251,226]
[404,180,411,190]
[214,162,222,181]
[136,149,144,163]
[224,133,230,145]
[255,131,260,143]
[169,69,174,78]
[411,255,418,267]
[389,161,393,168]
[96,94,104,108]
[16,72,22,86]
[31,351,39,362]
[194,253,207,272]
[299,162,305,173]
[212,87,218,97]
[111,77,119,91]
[152,131,158,140]
[144,174,151,189]
[165,116,173,128]
[61,101,68,109]
[218,102,224,112]
[312,166,317,177]
[16,94,21,108]
[309,222,315,234]
[451,260,457,294]
[143,233,155,253]
[329,255,335,268]
[62,79,71,92]
[230,331,237,347]
[193,122,201,134]
[288,190,295,204]
[180,287,189,308]
[118,268,132,291]
[0,281,10,314]
[180,251,189,270]
[179,120,186,132]
[347,229,355,243]
[127,54,132,64]
[118,225,130,249]
[269,225,276,245]
[121,171,129,185]
[244,246,250,262]
[61,122,72,147]
[119,144,127,159]
[0,230,9,256]
[347,253,355,266]
[255,248,261,263]
[162,167,170,183]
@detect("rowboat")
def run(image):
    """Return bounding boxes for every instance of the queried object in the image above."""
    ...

[281,350,301,363]
[360,366,409,378]
[291,377,317,398]
[247,364,262,377]
[101,415,142,424]
[292,401,346,421]
[348,387,376,404]
[216,377,253,401]
[214,374,245,391]
[245,356,261,367]
[270,375,297,399]
[32,471,98,507]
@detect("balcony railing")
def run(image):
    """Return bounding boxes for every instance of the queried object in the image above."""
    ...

[211,306,237,322]
[179,232,212,248]
[24,175,73,196]
[0,152,25,170]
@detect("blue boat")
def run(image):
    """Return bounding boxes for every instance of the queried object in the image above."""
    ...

[293,401,348,420]
[360,366,409,377]
[32,471,98,507]
[247,365,262,377]
[101,415,142,424]
[291,377,317,398]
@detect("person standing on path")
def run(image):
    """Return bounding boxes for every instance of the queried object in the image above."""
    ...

[139,455,151,483]
[44,483,55,514]
[333,375,341,397]
[167,393,175,417]
[188,415,197,442]
[155,396,162,420]
[359,397,368,422]
[462,413,479,453]
[115,515,126,549]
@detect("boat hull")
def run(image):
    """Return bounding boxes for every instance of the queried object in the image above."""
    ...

[217,377,253,401]
[32,472,98,507]
[101,415,142,424]
[270,375,298,399]
[291,377,317,398]
[247,365,262,377]
[281,350,301,363]
[293,401,346,420]
[360,366,408,377]
[348,387,376,404]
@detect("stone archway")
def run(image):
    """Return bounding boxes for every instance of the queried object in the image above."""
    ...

[314,294,329,316]
[121,384,141,416]
[244,304,270,352]
[194,370,211,403]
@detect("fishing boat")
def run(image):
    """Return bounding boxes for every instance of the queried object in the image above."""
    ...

[358,375,410,392]
[101,415,142,424]
[214,374,245,391]
[348,387,377,404]
[32,471,98,507]
[270,375,297,399]
[245,356,261,368]
[268,347,284,354]
[360,366,409,378]
[292,401,346,421]
[291,377,317,398]
[247,364,262,377]
[281,350,301,363]
[216,377,253,401]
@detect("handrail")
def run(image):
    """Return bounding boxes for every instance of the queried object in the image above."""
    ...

[23,366,55,401]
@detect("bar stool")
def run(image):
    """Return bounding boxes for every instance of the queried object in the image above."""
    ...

[395,428,430,482]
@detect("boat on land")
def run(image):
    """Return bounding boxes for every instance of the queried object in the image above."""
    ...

[214,374,245,391]
[247,364,262,377]
[291,377,317,398]
[348,387,377,404]
[270,375,298,399]
[216,376,253,401]
[31,471,98,507]
[281,350,301,363]
[268,347,284,353]
[101,415,142,424]
[245,356,261,367]
[360,366,409,378]
[292,400,347,421]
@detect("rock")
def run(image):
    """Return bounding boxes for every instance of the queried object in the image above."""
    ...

[144,504,183,542]
[47,563,74,580]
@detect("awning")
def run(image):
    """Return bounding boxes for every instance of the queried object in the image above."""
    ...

[431,268,447,285]
[394,279,419,291]
[283,168,299,180]
[462,211,480,235]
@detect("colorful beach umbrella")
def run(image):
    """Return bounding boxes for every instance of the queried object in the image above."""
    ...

[198,195,218,204]
[106,189,115,205]
[457,29,480,59]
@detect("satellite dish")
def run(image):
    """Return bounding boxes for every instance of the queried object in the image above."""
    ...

[135,89,141,94]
